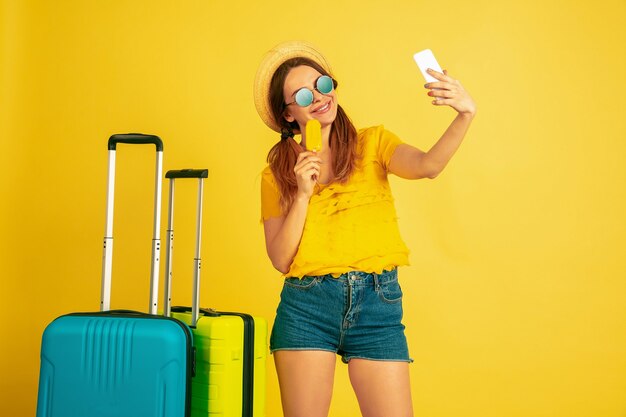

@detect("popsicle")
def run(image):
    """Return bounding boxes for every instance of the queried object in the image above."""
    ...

[305,119,322,152]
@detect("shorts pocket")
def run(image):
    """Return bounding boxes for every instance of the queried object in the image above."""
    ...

[283,276,320,290]
[378,277,403,304]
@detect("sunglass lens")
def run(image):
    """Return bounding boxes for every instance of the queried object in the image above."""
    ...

[317,76,334,94]
[295,88,314,107]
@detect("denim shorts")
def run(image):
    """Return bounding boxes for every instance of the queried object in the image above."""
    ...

[270,268,412,363]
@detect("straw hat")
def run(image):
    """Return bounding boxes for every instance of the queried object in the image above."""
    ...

[253,41,332,133]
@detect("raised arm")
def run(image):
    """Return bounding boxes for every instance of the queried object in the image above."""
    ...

[389,69,476,180]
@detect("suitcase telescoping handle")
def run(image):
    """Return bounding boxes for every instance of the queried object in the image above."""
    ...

[101,134,164,315]
[163,169,208,326]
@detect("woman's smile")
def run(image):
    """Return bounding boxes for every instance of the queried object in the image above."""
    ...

[312,100,331,114]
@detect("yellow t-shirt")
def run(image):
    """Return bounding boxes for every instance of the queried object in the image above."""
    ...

[261,125,410,278]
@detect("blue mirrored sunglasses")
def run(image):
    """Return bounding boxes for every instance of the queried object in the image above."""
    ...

[285,75,336,107]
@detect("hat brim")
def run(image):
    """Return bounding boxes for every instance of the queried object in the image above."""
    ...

[254,41,332,133]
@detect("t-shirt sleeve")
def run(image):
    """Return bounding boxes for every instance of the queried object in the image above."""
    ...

[376,126,404,171]
[260,167,282,221]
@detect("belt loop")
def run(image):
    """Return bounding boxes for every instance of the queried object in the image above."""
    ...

[373,272,379,290]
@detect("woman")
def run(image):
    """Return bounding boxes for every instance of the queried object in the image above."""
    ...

[253,41,476,417]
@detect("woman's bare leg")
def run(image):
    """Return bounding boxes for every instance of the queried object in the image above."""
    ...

[348,359,413,417]
[274,350,337,417]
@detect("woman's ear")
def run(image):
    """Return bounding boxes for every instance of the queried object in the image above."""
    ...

[283,110,295,123]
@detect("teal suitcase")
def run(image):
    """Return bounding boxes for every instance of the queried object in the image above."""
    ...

[37,311,194,417]
[36,135,194,417]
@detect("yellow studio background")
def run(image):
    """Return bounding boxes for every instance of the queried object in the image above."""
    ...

[1,0,625,416]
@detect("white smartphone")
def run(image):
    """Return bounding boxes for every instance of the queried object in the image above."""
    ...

[413,49,444,83]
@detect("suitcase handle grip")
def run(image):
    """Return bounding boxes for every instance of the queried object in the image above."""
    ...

[108,133,163,151]
[171,306,221,317]
[166,169,209,179]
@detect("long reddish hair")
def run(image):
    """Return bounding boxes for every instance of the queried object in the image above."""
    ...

[267,57,359,213]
